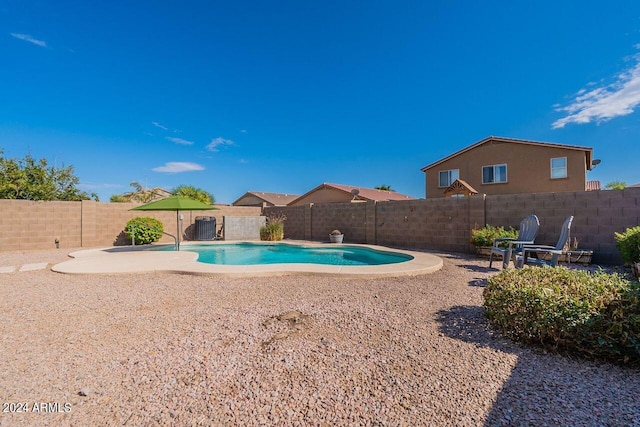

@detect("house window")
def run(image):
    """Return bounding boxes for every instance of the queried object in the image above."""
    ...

[551,157,567,179]
[438,169,459,187]
[482,164,507,184]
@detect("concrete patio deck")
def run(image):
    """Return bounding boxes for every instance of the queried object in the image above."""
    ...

[51,241,443,277]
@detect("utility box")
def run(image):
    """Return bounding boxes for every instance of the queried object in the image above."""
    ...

[194,216,217,240]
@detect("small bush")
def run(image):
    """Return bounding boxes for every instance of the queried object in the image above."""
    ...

[260,213,286,241]
[470,224,518,247]
[483,267,640,366]
[614,226,640,264]
[125,217,164,244]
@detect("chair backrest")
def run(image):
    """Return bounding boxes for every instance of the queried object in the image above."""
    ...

[518,215,540,242]
[553,216,574,251]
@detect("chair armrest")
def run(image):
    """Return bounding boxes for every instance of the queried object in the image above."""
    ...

[492,237,515,248]
[507,240,534,248]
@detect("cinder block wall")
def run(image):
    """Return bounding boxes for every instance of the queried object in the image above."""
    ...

[375,197,472,252]
[0,200,82,251]
[3,190,639,263]
[264,188,640,265]
[0,200,261,251]
[311,202,368,243]
[486,188,640,264]
[264,205,308,240]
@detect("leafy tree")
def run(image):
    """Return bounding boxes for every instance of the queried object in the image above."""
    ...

[374,184,395,192]
[110,194,129,203]
[171,185,215,205]
[0,150,93,201]
[604,181,627,190]
[110,181,166,203]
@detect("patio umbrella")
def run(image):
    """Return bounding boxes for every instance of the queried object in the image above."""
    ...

[130,196,218,250]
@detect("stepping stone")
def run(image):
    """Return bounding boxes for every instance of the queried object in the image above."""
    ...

[19,262,49,272]
[0,266,16,273]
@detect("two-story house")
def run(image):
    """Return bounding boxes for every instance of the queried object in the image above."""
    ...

[421,136,596,198]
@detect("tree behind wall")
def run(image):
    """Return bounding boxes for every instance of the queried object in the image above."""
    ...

[0,151,95,201]
[604,181,627,190]
[171,185,215,205]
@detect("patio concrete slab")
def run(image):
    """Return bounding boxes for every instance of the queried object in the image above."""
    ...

[18,262,49,272]
[52,241,443,277]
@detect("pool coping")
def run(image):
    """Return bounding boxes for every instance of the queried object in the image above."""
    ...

[51,240,443,277]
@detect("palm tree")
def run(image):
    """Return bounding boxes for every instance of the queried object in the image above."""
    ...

[109,181,166,203]
[374,184,395,192]
[171,185,215,205]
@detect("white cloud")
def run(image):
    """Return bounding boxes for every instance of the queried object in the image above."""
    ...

[206,137,234,152]
[166,136,194,146]
[78,183,122,190]
[152,162,205,173]
[151,121,168,130]
[10,33,47,47]
[240,129,248,134]
[239,159,248,164]
[553,53,640,129]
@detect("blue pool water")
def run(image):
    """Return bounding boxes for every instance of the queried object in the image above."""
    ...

[154,243,412,266]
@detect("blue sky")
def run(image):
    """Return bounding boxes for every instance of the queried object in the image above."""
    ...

[2,1,640,203]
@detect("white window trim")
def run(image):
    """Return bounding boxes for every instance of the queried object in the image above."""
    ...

[438,169,459,188]
[482,164,508,184]
[550,156,567,179]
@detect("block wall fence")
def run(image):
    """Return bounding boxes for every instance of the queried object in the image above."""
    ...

[1,189,639,264]
[0,200,260,251]
[265,188,640,265]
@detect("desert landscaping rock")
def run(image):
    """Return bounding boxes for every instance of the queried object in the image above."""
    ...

[0,247,638,426]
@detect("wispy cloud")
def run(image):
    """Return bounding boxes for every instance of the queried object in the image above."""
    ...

[206,137,234,152]
[166,136,194,146]
[10,33,47,47]
[553,52,640,129]
[152,162,205,173]
[240,129,248,134]
[78,183,122,190]
[239,159,248,164]
[151,121,168,130]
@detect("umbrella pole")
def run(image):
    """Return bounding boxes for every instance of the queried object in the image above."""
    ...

[176,211,180,250]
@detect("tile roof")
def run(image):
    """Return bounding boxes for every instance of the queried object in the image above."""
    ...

[586,180,601,191]
[288,183,416,205]
[233,191,300,206]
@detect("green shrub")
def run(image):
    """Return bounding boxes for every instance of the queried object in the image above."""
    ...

[470,224,518,247]
[260,213,286,241]
[614,226,640,264]
[260,222,283,241]
[125,217,164,244]
[483,267,640,366]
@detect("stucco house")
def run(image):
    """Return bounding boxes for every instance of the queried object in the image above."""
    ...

[421,136,596,198]
[232,191,300,207]
[288,183,415,206]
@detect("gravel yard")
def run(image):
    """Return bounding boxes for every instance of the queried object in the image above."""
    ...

[1,248,638,426]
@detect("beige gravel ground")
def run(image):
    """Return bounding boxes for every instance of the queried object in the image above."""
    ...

[0,247,639,426]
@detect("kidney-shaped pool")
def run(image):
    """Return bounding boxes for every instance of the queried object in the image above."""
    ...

[151,242,413,266]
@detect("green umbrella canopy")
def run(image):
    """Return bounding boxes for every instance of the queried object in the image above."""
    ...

[130,196,218,211]
[130,196,218,249]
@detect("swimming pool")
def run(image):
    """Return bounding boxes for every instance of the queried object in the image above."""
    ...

[153,243,413,266]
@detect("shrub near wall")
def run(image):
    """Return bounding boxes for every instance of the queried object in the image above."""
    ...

[483,267,640,366]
